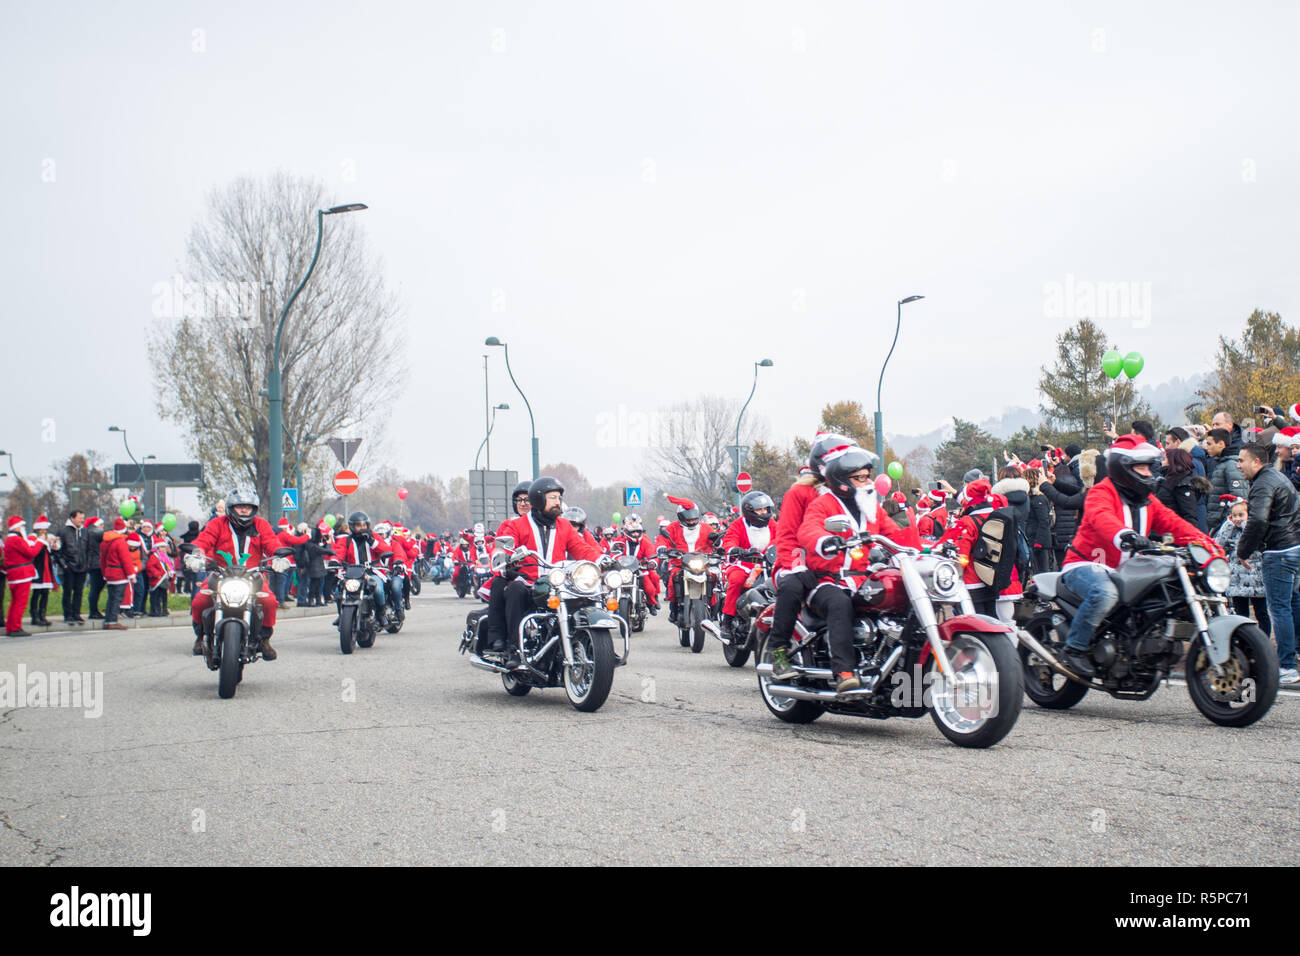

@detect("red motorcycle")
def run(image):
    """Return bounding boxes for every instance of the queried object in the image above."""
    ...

[754,517,1024,748]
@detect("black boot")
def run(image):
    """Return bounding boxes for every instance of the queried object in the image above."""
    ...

[1061,646,1094,680]
[258,626,278,661]
[192,621,205,656]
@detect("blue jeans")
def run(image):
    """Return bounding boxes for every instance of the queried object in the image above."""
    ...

[1259,546,1300,666]
[1061,563,1119,651]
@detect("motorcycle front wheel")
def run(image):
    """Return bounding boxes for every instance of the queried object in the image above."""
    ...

[218,621,242,699]
[722,626,751,667]
[1186,624,1278,727]
[339,605,357,655]
[564,628,616,712]
[410,576,421,596]
[929,632,1023,748]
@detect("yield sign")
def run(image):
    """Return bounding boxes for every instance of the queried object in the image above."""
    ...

[333,469,360,496]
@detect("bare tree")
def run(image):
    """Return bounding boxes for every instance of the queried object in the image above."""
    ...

[149,172,405,510]
[643,395,751,510]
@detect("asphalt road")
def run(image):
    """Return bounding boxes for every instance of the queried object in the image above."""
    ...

[2,585,1296,866]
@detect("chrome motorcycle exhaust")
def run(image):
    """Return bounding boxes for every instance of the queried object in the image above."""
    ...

[1015,628,1091,685]
[764,682,878,701]
[468,654,507,674]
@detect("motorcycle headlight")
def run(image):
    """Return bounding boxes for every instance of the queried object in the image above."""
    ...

[687,557,706,572]
[571,561,601,593]
[218,579,252,607]
[548,568,566,588]
[930,560,961,598]
[1204,558,1230,594]
[620,568,634,585]
[344,579,361,593]
[604,570,623,588]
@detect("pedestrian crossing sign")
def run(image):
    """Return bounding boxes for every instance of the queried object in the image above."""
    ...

[281,489,299,511]
[624,487,642,507]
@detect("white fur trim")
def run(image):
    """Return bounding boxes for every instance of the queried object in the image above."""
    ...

[991,477,1029,496]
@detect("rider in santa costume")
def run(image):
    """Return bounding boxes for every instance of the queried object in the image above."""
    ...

[719,491,776,640]
[661,494,712,624]
[608,514,661,612]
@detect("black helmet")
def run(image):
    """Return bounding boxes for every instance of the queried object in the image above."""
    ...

[809,432,852,476]
[528,476,565,522]
[822,446,879,498]
[225,489,259,532]
[740,491,775,527]
[561,505,587,533]
[511,480,532,514]
[1106,435,1161,505]
[348,510,371,537]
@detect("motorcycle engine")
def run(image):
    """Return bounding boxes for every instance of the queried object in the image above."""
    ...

[1092,638,1118,670]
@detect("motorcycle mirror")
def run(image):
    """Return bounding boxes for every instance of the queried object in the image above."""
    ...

[765,545,777,562]
[656,546,667,556]
[495,536,515,550]
[273,547,293,557]
[491,552,511,570]
[823,515,852,533]
[869,545,888,564]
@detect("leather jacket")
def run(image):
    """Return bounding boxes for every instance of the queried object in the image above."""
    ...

[1237,466,1300,555]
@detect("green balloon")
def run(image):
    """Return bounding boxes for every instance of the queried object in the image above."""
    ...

[119,500,135,518]
[162,513,177,532]
[1122,351,1144,378]
[887,461,904,480]
[324,514,337,528]
[612,512,622,522]
[1101,349,1123,379]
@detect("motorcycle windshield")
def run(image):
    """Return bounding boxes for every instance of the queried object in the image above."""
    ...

[344,565,367,580]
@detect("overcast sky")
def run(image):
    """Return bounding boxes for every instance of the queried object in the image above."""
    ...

[4,0,1298,505]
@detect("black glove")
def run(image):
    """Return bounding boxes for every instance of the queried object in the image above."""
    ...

[1119,530,1152,552]
[815,535,845,558]
[502,566,520,582]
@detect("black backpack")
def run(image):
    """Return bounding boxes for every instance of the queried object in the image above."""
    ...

[968,507,1019,593]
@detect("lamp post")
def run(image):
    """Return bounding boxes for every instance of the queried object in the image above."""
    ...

[142,455,157,520]
[475,404,510,471]
[108,425,144,489]
[875,295,924,463]
[485,336,538,480]
[0,451,31,528]
[268,202,367,526]
[733,359,774,508]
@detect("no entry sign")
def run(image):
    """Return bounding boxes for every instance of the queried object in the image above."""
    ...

[735,472,752,494]
[333,469,360,495]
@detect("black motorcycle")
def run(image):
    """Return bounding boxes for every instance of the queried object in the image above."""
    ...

[720,545,777,668]
[333,561,382,654]
[1016,538,1279,727]
[196,548,292,699]
[459,537,627,712]
[663,547,722,653]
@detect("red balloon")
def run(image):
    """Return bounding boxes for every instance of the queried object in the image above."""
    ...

[397,487,408,500]
[874,475,893,497]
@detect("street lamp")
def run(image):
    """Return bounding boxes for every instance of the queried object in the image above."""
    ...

[475,404,510,471]
[268,202,368,525]
[875,295,924,463]
[734,359,774,508]
[108,425,145,489]
[0,450,31,528]
[485,336,539,480]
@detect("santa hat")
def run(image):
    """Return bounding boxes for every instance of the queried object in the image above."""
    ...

[1288,404,1300,423]
[7,515,25,531]
[1273,427,1300,447]
[917,495,934,510]
[890,492,907,505]
[87,516,102,528]
[140,518,154,528]
[33,514,50,530]
[929,489,947,503]
[277,517,291,530]
[965,479,993,504]
[657,516,669,527]
[127,532,142,548]
[1027,459,1043,469]
[1108,433,1161,459]
[1218,494,1244,505]
[797,465,813,477]
[113,517,127,532]
[664,494,697,511]
[317,520,332,533]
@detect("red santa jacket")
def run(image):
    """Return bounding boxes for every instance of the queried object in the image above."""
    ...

[661,520,713,555]
[503,515,601,583]
[276,529,311,565]
[334,533,393,566]
[721,518,774,572]
[916,506,949,539]
[1063,478,1219,569]
[192,515,283,567]
[798,491,918,589]
[145,547,175,589]
[609,534,653,561]
[99,531,134,585]
[3,531,43,584]
[773,479,824,574]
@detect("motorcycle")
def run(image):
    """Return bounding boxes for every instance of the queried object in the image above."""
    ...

[719,545,777,668]
[754,519,1024,748]
[429,553,454,585]
[663,547,722,653]
[609,553,649,634]
[472,554,494,603]
[1015,537,1279,727]
[458,537,628,711]
[196,548,292,699]
[332,560,383,654]
[390,559,414,613]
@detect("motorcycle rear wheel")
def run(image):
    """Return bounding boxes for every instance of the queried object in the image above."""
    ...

[502,672,532,697]
[339,605,357,655]
[1020,615,1089,709]
[929,632,1023,748]
[757,637,823,723]
[1186,624,1278,727]
[218,621,242,700]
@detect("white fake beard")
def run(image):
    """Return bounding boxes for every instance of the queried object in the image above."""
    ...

[854,487,877,524]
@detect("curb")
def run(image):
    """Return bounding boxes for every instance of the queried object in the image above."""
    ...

[7,604,337,634]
